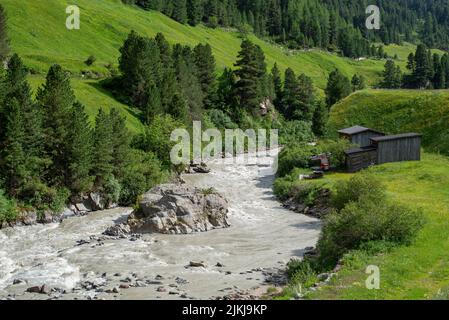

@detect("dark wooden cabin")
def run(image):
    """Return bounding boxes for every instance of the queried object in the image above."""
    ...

[370,133,422,164]
[338,126,385,147]
[344,146,378,173]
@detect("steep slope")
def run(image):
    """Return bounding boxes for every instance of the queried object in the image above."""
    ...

[328,89,449,155]
[5,0,398,88]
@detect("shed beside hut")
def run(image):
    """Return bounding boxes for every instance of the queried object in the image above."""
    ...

[338,126,385,147]
[371,133,422,165]
[344,146,378,173]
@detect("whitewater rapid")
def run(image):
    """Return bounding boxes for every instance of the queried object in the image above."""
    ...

[0,150,321,300]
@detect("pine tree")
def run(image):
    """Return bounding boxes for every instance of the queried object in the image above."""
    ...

[312,100,328,137]
[187,0,202,26]
[172,0,188,24]
[433,53,444,89]
[193,43,216,108]
[92,108,114,184]
[281,68,300,120]
[5,55,43,159]
[351,74,366,91]
[143,81,162,124]
[381,60,402,88]
[37,64,75,186]
[1,100,28,197]
[110,108,131,179]
[234,39,263,113]
[271,63,282,109]
[406,52,415,71]
[67,102,93,195]
[325,69,351,108]
[267,0,282,36]
[0,4,9,62]
[413,44,430,88]
[296,73,315,121]
[169,93,189,123]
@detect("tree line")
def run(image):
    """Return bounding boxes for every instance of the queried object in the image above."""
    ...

[381,44,449,89]
[123,0,449,56]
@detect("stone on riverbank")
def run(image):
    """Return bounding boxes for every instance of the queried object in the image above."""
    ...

[127,184,229,234]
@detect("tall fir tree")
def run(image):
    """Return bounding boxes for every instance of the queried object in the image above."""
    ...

[381,60,402,88]
[271,63,283,109]
[109,108,131,180]
[187,0,202,26]
[92,108,114,184]
[296,73,315,121]
[413,44,430,88]
[67,102,93,195]
[234,39,264,114]
[37,64,75,186]
[325,69,351,108]
[193,43,216,109]
[281,68,300,120]
[172,0,188,24]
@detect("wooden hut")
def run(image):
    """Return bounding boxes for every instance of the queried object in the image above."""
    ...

[370,133,422,164]
[338,126,385,147]
[344,146,378,173]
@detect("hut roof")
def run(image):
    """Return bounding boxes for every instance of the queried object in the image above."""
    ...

[344,146,377,155]
[338,126,384,136]
[371,133,422,142]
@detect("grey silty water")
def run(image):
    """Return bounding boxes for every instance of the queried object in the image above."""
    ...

[0,150,321,300]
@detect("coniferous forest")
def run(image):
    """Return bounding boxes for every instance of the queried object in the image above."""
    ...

[125,0,449,55]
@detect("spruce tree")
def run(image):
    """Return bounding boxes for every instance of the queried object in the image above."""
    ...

[281,68,300,120]
[172,0,188,24]
[312,100,328,137]
[271,63,282,109]
[296,73,315,121]
[92,108,114,184]
[37,64,75,186]
[67,102,93,195]
[110,108,131,180]
[0,4,9,62]
[325,69,351,108]
[143,81,162,124]
[1,100,28,197]
[406,53,415,71]
[382,60,402,88]
[187,0,202,26]
[234,39,262,113]
[413,44,430,89]
[193,43,216,108]
[169,93,189,123]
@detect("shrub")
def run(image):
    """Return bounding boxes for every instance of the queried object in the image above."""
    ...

[287,259,318,289]
[331,173,386,210]
[132,114,185,167]
[277,144,318,177]
[0,190,17,224]
[317,198,425,268]
[207,109,238,129]
[20,180,69,212]
[85,55,96,66]
[100,175,122,207]
[317,138,352,169]
[279,120,315,146]
[119,150,166,205]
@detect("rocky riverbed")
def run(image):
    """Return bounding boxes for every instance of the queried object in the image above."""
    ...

[0,150,321,300]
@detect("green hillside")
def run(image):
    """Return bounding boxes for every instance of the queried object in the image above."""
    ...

[328,89,449,155]
[4,0,392,88]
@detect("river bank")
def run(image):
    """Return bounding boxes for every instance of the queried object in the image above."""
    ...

[0,151,321,300]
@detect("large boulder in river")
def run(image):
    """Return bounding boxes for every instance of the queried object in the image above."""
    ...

[127,184,229,234]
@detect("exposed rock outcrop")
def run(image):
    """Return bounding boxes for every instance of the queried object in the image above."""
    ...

[127,184,229,234]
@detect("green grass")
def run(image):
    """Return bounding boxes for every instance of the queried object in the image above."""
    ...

[28,75,144,133]
[305,153,449,299]
[5,0,423,89]
[328,89,449,155]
